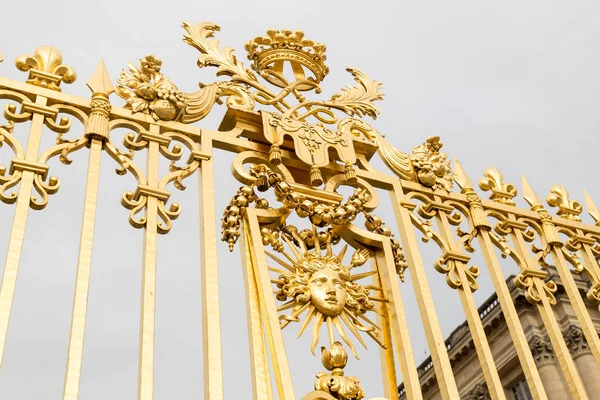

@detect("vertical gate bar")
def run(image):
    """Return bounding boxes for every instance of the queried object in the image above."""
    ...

[63,60,113,400]
[376,240,422,400]
[138,124,160,400]
[0,95,47,365]
[372,259,399,400]
[522,178,600,371]
[432,195,506,400]
[549,248,600,367]
[244,209,295,400]
[240,223,273,400]
[197,140,224,400]
[389,184,460,400]
[477,230,547,400]
[574,227,600,304]
[508,213,588,399]
[63,139,102,399]
[452,163,547,399]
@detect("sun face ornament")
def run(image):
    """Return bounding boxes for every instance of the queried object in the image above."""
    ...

[270,231,387,359]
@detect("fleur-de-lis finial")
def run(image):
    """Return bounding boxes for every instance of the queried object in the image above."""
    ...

[478,167,517,205]
[583,190,600,226]
[546,185,582,222]
[15,45,76,91]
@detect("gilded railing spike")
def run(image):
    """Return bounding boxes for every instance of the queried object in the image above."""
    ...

[522,177,600,387]
[452,157,473,190]
[63,59,114,400]
[15,46,76,91]
[478,167,517,205]
[583,190,600,225]
[546,184,582,222]
[520,175,543,208]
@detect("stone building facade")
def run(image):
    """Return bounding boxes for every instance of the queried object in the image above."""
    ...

[399,269,600,399]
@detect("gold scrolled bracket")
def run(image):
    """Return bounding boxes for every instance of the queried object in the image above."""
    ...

[5,159,59,210]
[15,46,76,91]
[121,185,180,234]
[434,251,479,290]
[514,268,557,305]
[478,167,517,206]
[546,184,582,222]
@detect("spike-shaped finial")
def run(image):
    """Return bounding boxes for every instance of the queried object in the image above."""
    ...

[521,175,543,208]
[453,157,473,191]
[583,190,600,225]
[87,59,115,96]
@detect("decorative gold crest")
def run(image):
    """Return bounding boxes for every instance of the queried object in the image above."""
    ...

[271,228,386,358]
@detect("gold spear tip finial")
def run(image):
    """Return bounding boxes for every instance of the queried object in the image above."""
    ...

[453,156,473,191]
[521,175,543,208]
[87,59,115,96]
[583,190,600,225]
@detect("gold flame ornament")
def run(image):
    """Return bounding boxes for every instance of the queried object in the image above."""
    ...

[314,342,366,400]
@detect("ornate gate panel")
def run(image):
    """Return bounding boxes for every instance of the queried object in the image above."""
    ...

[0,22,599,400]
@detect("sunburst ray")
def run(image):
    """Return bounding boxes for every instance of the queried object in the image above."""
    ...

[333,316,358,358]
[340,312,367,349]
[280,302,311,329]
[313,226,321,256]
[297,305,317,338]
[277,299,296,312]
[337,244,348,261]
[326,316,335,347]
[282,235,302,260]
[266,250,295,272]
[311,313,325,355]
[350,270,378,281]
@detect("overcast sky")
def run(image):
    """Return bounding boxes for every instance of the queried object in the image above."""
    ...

[1,1,600,399]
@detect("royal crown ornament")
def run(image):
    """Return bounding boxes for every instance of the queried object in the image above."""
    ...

[245,28,329,90]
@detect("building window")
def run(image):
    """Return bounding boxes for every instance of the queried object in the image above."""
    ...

[511,379,533,400]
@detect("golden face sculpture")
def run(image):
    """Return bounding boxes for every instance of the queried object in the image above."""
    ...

[308,267,347,316]
[274,247,385,357]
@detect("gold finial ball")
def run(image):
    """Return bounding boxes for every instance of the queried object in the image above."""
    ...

[244,28,329,91]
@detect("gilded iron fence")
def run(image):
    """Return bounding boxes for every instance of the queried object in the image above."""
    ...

[0,22,599,400]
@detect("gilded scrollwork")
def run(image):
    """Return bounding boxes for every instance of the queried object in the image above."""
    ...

[0,98,89,209]
[514,268,557,305]
[404,193,480,290]
[104,121,202,234]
